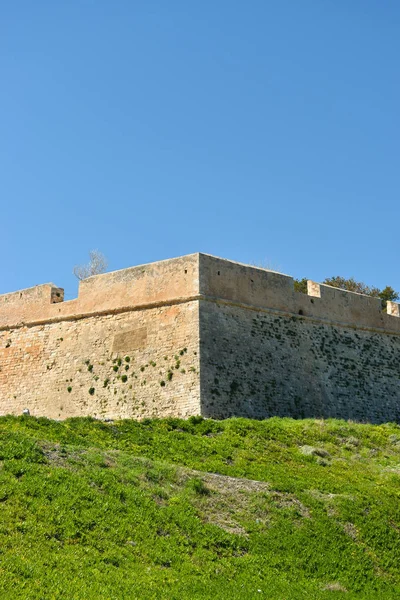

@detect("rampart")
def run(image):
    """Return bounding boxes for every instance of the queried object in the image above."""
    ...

[1,253,399,422]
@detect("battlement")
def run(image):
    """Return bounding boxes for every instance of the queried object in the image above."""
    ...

[0,254,199,329]
[199,254,400,333]
[1,253,400,333]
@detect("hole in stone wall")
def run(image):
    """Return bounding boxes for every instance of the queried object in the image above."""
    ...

[184,269,187,274]
[310,299,314,304]
[250,279,254,283]
[217,271,220,276]
[298,309,304,315]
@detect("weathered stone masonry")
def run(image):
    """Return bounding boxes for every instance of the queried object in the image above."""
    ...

[0,255,201,420]
[1,253,400,422]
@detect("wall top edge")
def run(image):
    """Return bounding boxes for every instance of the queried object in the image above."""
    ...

[0,283,60,300]
[196,253,290,276]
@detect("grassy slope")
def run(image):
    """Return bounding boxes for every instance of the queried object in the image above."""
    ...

[0,415,399,599]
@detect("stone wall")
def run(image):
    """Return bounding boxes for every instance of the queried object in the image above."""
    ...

[199,300,400,423]
[0,254,199,329]
[1,252,399,423]
[199,254,400,334]
[0,254,201,420]
[199,254,400,423]
[0,301,200,420]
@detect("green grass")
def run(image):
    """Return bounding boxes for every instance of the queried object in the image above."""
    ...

[0,415,399,599]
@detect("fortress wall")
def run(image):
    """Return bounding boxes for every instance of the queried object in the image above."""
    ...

[199,300,400,423]
[0,254,199,329]
[0,300,200,420]
[199,254,400,334]
[1,252,400,423]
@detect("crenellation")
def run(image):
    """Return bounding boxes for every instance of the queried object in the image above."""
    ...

[387,301,400,317]
[0,254,200,330]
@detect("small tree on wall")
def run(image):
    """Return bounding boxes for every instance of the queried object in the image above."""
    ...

[73,250,108,281]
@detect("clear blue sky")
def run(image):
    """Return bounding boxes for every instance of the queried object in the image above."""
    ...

[1,1,399,299]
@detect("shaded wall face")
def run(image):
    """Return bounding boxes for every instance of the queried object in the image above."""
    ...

[200,301,400,423]
[199,254,400,334]
[0,302,200,420]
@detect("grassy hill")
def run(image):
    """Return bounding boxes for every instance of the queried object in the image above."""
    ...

[0,415,399,599]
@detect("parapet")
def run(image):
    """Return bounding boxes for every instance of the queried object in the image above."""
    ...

[305,281,385,329]
[198,254,400,334]
[0,254,199,329]
[1,253,399,334]
[0,284,64,328]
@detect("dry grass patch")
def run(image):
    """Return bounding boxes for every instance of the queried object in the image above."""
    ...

[184,471,310,535]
